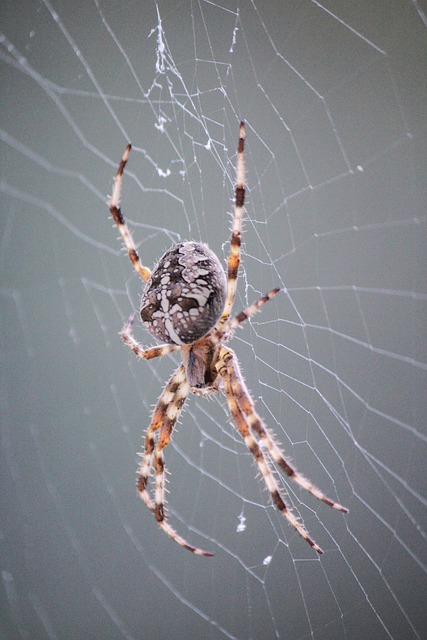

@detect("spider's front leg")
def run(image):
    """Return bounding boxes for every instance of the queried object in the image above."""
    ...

[137,364,213,557]
[217,346,348,553]
[217,347,324,554]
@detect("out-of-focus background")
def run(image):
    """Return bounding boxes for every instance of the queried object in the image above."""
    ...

[1,2,426,639]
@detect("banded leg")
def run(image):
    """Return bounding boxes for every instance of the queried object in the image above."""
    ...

[137,365,188,510]
[218,121,246,326]
[217,347,324,554]
[224,350,348,514]
[214,287,280,343]
[120,313,180,360]
[108,145,151,282]
[137,365,213,556]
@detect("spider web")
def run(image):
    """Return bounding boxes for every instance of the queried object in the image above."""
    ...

[1,1,426,639]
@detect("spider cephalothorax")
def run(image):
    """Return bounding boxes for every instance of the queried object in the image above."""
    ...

[108,122,348,556]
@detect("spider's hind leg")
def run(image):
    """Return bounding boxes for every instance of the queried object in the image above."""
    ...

[108,145,152,282]
[218,122,246,326]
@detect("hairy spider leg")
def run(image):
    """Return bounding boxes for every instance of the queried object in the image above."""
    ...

[120,313,181,360]
[223,346,348,509]
[217,347,324,554]
[108,144,152,282]
[218,121,246,327]
[214,287,280,343]
[137,364,213,556]
[236,375,349,513]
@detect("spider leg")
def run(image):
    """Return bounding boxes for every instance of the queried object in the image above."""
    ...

[137,365,188,511]
[217,347,324,554]
[108,145,152,282]
[191,383,223,396]
[222,348,348,514]
[120,313,180,360]
[218,121,246,327]
[213,287,280,341]
[137,364,213,557]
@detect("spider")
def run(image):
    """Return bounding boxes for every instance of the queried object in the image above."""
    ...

[108,122,348,557]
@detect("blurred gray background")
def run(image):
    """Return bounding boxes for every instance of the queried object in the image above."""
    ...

[1,1,426,639]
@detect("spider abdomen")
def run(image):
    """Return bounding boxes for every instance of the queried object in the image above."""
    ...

[140,241,227,345]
